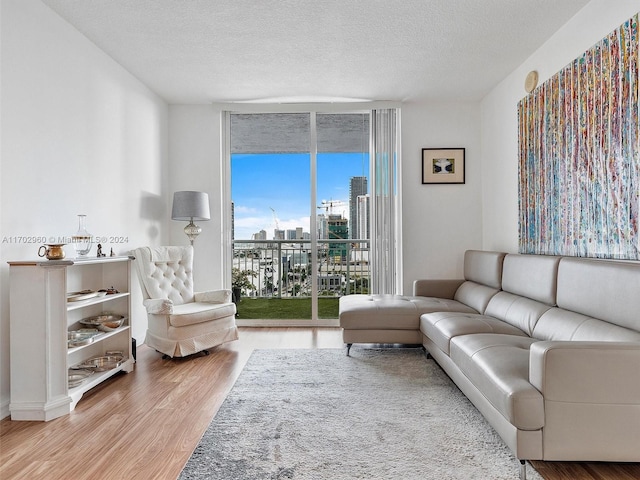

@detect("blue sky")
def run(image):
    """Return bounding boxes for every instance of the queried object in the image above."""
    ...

[232,152,369,239]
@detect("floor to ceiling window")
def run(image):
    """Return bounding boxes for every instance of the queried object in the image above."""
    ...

[225,106,399,325]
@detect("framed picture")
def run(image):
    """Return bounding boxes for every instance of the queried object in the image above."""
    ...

[422,148,465,184]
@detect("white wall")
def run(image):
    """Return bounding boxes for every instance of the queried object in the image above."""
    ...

[167,102,484,296]
[168,105,225,290]
[401,102,483,292]
[481,0,640,252]
[0,0,169,418]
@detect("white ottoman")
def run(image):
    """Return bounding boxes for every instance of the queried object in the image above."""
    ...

[339,294,476,355]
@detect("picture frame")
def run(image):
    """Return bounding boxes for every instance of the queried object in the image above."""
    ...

[422,148,465,184]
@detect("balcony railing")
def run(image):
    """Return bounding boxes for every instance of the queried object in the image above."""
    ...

[232,239,370,299]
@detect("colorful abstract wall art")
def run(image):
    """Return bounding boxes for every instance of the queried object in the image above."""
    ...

[518,14,639,259]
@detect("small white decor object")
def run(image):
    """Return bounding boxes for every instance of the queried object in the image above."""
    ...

[72,214,92,256]
[525,71,538,93]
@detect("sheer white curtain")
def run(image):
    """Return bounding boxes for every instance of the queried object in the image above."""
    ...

[369,108,402,294]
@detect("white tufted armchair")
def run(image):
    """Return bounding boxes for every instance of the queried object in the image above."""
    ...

[133,246,238,358]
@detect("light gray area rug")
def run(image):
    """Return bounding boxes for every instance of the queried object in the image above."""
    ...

[179,348,542,480]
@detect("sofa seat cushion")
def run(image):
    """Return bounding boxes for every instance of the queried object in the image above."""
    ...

[421,312,528,355]
[340,294,477,330]
[169,302,236,327]
[450,334,544,430]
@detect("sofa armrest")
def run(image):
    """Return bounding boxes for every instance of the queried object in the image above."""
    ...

[143,298,173,315]
[413,279,464,299]
[530,341,640,403]
[195,289,232,304]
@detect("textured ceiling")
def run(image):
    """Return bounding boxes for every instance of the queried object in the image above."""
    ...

[41,0,590,104]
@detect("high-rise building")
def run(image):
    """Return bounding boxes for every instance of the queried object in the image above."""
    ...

[328,214,348,261]
[357,194,370,240]
[231,201,235,240]
[286,227,305,240]
[317,214,328,239]
[349,176,367,239]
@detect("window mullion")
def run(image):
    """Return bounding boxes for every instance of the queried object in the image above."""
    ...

[310,112,318,322]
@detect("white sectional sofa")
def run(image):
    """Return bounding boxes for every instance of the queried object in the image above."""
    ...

[339,250,506,354]
[339,250,640,479]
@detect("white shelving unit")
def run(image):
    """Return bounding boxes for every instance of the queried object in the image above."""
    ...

[8,256,135,421]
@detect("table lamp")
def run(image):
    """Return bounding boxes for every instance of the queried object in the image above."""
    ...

[171,191,210,245]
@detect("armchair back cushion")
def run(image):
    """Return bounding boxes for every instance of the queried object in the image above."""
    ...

[135,246,195,305]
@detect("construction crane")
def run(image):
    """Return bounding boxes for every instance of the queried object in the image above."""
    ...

[317,199,346,215]
[270,207,281,238]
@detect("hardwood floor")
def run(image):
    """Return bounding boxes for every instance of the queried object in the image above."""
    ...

[1,327,638,480]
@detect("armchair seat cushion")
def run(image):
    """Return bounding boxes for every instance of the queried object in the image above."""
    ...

[169,302,237,327]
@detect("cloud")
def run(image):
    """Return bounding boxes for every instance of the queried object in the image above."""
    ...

[234,205,259,214]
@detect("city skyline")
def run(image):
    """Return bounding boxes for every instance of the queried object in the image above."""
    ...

[232,152,369,240]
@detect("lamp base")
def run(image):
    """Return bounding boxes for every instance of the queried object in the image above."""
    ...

[184,220,202,245]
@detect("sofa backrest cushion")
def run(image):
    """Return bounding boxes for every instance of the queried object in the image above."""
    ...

[532,308,640,342]
[454,282,500,314]
[501,254,560,305]
[463,250,506,289]
[556,257,640,333]
[484,292,553,336]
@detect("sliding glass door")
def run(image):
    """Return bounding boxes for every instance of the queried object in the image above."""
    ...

[226,106,398,325]
[316,113,371,318]
[230,113,313,321]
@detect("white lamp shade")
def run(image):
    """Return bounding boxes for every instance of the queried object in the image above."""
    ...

[171,191,211,221]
